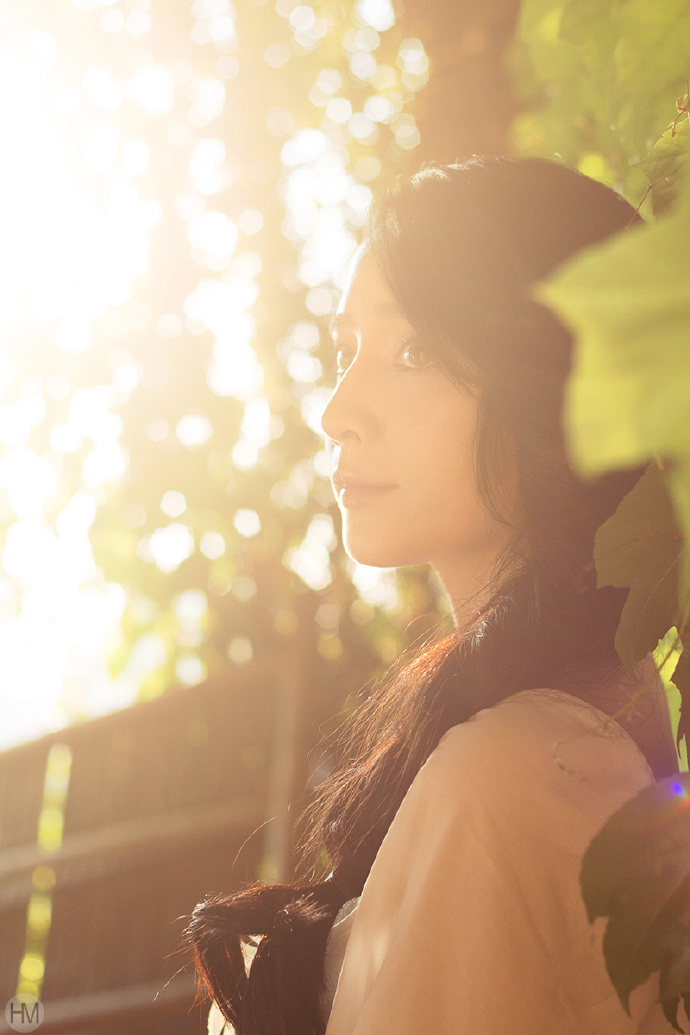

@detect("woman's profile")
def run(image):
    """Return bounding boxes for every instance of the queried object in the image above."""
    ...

[187,157,679,1034]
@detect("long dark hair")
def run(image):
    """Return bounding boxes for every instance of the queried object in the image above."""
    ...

[186,157,643,1034]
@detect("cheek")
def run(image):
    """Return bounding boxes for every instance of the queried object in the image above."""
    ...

[404,400,493,536]
[416,469,490,555]
[406,396,479,492]
[337,379,493,569]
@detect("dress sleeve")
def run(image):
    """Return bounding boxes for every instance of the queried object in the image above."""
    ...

[324,690,676,1035]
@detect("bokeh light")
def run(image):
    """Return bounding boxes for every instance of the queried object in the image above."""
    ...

[0,0,429,748]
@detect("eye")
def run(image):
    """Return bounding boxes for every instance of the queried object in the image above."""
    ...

[333,341,356,377]
[397,339,434,370]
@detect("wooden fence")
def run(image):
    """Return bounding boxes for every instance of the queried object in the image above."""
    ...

[0,627,329,1034]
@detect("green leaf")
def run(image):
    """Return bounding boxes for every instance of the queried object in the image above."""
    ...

[581,773,690,1026]
[655,629,690,770]
[676,647,690,755]
[536,170,690,617]
[512,0,690,191]
[660,926,690,1031]
[536,184,690,476]
[594,464,684,670]
[638,120,690,216]
[601,907,683,1019]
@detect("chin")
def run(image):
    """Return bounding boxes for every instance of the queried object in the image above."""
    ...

[344,537,424,570]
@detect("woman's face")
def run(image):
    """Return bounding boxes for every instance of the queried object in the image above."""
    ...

[321,247,508,604]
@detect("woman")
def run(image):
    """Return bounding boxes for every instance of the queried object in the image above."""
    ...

[188,157,678,1034]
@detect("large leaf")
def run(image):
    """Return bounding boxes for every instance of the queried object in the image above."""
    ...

[677,647,690,755]
[581,773,690,1029]
[594,463,684,669]
[594,464,690,760]
[654,630,690,771]
[537,184,690,475]
[536,170,690,603]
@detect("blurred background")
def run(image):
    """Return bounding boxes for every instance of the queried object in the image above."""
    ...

[0,0,551,1030]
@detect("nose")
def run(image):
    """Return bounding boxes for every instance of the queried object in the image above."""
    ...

[320,365,379,445]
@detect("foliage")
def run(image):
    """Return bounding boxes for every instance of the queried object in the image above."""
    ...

[581,774,690,1030]
[537,177,690,594]
[535,133,690,715]
[512,0,690,200]
[591,464,684,672]
[638,119,690,216]
[514,0,690,1020]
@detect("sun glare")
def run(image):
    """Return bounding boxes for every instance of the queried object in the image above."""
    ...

[0,0,427,749]
[0,6,163,747]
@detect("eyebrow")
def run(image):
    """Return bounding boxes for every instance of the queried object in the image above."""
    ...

[328,313,350,338]
[328,302,402,336]
[373,302,402,317]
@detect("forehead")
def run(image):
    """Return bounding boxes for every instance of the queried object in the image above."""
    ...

[333,247,404,330]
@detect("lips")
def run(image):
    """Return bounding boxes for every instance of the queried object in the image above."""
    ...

[332,470,397,508]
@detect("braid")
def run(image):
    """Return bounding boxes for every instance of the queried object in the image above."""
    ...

[187,880,344,1034]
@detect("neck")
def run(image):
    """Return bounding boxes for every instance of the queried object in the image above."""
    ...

[433,539,515,629]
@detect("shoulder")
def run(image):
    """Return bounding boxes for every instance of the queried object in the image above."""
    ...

[326,690,661,1035]
[417,688,654,820]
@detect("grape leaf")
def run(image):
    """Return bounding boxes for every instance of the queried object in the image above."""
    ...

[594,463,684,670]
[537,183,690,474]
[536,172,690,604]
[659,916,690,1031]
[602,906,689,1029]
[638,119,690,216]
[676,648,690,757]
[654,629,690,771]
[581,774,690,1029]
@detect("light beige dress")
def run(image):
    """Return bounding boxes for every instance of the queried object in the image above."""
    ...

[210,687,679,1035]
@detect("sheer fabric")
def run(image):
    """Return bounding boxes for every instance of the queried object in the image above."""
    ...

[324,689,677,1035]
